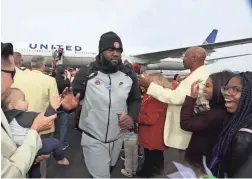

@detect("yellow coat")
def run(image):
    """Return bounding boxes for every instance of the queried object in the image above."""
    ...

[1,110,42,178]
[147,66,210,150]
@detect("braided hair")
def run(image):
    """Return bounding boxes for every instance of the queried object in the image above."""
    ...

[210,71,252,169]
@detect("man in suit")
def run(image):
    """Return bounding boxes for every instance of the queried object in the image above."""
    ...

[138,47,210,165]
[1,42,57,178]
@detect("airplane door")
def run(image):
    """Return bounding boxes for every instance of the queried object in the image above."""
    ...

[52,47,64,65]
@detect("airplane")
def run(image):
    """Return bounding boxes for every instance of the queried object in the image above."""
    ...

[12,29,252,70]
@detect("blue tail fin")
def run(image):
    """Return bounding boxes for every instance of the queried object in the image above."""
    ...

[202,29,218,44]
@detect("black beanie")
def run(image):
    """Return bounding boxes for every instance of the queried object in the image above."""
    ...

[98,31,123,54]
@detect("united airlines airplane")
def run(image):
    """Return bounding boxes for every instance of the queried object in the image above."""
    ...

[12,29,252,70]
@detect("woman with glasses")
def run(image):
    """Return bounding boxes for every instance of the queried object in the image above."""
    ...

[210,71,252,178]
[180,70,234,177]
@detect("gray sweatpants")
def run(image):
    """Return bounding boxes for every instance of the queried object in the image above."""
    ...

[124,139,138,174]
[81,132,123,178]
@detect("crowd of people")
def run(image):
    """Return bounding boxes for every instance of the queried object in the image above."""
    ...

[1,31,252,178]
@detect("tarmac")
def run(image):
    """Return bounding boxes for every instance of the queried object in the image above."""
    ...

[47,114,183,178]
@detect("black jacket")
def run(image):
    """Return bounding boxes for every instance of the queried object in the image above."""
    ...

[55,75,70,95]
[214,124,252,178]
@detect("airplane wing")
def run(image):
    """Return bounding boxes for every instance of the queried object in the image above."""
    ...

[205,53,252,65]
[133,37,252,60]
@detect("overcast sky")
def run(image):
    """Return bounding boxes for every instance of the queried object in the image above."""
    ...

[1,0,252,73]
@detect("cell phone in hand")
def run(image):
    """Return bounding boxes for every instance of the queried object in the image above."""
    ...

[45,104,56,117]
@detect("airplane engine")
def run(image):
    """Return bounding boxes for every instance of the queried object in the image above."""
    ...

[146,61,185,70]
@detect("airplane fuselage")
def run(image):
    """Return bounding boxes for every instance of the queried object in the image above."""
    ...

[14,31,252,71]
[16,43,187,70]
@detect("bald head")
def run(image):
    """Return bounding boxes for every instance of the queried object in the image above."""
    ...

[183,47,207,71]
[187,47,207,62]
[14,52,22,68]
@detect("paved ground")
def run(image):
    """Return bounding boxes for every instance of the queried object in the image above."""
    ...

[47,114,182,178]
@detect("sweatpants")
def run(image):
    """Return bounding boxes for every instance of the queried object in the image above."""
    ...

[81,132,123,178]
[124,139,138,174]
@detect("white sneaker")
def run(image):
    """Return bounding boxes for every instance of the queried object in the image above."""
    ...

[121,156,125,161]
[121,169,132,177]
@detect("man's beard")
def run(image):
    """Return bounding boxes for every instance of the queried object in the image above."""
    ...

[100,54,122,72]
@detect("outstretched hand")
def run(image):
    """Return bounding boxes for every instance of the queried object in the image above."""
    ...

[50,95,62,110]
[138,73,151,89]
[61,87,80,110]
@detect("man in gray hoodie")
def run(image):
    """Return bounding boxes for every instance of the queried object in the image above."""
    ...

[61,32,141,178]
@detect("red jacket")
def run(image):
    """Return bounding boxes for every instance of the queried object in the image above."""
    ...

[138,94,168,151]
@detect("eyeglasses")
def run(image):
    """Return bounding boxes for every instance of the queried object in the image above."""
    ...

[221,86,242,96]
[1,69,16,79]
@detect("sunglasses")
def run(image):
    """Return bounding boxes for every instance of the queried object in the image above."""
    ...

[1,69,16,79]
